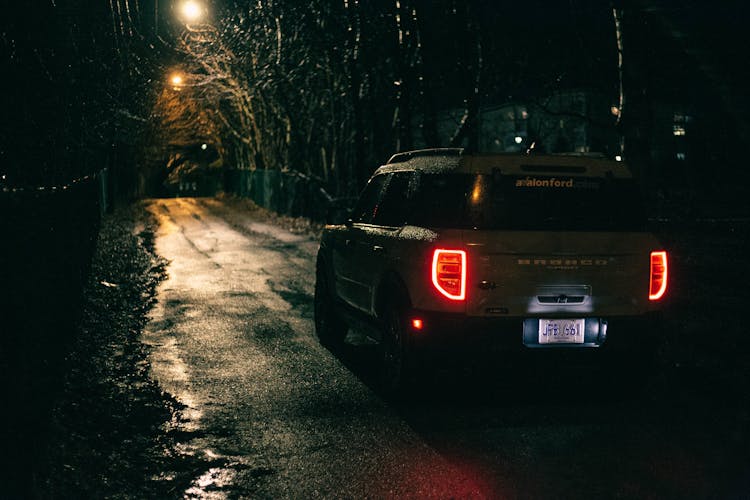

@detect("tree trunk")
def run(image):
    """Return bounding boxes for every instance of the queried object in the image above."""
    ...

[615,6,653,186]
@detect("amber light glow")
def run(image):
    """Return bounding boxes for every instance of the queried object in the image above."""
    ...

[432,249,467,301]
[649,250,668,300]
[180,0,203,21]
[411,318,424,330]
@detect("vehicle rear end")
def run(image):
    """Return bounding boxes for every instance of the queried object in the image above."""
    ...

[401,154,668,360]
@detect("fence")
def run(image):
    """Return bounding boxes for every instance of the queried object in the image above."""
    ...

[223,168,335,222]
[0,169,107,380]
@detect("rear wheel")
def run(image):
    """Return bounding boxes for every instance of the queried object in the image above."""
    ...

[380,298,418,396]
[314,266,347,348]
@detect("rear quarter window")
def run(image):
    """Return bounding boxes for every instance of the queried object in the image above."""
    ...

[351,174,388,224]
[372,171,416,227]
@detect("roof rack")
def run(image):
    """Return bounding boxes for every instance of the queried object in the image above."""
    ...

[386,148,464,164]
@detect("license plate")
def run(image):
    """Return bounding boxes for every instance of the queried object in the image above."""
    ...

[538,319,585,344]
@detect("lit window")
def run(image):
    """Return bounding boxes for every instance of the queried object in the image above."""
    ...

[673,113,690,136]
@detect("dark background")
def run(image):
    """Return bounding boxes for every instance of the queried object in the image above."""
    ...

[2,0,749,204]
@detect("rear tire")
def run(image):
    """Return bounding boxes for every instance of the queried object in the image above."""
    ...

[380,298,418,396]
[314,265,347,348]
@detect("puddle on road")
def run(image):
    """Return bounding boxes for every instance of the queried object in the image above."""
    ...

[144,319,249,497]
[185,466,237,498]
[145,333,203,432]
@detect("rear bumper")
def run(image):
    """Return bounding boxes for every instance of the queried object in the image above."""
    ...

[406,309,663,356]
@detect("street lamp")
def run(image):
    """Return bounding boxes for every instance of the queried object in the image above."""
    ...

[170,73,185,90]
[179,0,204,23]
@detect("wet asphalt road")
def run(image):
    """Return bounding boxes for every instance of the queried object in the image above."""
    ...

[144,197,749,498]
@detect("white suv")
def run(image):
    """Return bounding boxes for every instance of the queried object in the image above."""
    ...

[314,149,668,390]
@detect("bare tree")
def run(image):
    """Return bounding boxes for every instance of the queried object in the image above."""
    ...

[448,2,482,150]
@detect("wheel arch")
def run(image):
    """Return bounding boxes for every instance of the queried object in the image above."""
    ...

[374,270,412,321]
[315,248,333,284]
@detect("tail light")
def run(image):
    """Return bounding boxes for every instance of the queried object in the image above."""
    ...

[432,249,467,301]
[649,251,668,301]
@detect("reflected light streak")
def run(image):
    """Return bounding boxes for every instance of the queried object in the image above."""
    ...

[185,467,237,497]
[369,445,497,498]
[470,176,483,204]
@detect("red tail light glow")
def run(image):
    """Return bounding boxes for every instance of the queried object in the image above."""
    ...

[432,249,467,301]
[649,251,668,301]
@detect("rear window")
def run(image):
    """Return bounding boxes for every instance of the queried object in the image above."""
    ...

[409,173,646,231]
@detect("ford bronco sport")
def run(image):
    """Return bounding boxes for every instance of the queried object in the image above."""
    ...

[314,149,667,390]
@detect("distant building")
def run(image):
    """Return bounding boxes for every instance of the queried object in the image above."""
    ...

[476,103,529,153]
[526,90,618,156]
[414,89,619,157]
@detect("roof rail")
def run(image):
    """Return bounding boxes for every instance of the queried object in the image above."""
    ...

[386,148,464,164]
[549,152,609,159]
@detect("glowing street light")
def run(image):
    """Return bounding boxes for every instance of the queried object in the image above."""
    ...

[180,0,204,22]
[170,73,185,91]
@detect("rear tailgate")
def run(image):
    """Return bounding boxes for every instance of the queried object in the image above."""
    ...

[463,230,661,317]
